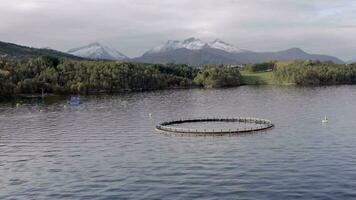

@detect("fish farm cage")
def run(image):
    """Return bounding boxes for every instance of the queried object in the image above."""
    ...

[156,117,274,136]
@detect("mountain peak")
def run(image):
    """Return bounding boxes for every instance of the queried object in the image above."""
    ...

[181,37,206,50]
[284,48,306,54]
[68,42,102,52]
[88,42,102,47]
[211,39,227,44]
[183,37,201,43]
[208,39,247,53]
[289,47,303,51]
[147,37,205,53]
[68,42,128,60]
[146,37,246,54]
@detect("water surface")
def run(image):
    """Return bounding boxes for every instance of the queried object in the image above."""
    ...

[1,86,356,199]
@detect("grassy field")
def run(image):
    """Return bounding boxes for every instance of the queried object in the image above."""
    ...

[240,70,275,85]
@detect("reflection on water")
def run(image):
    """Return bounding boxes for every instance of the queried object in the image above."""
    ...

[1,86,356,199]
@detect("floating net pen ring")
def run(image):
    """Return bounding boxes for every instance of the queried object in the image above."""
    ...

[156,117,274,136]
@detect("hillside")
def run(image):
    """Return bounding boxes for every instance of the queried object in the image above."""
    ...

[0,41,82,60]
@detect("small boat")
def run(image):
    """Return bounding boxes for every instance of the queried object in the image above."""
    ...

[322,116,328,124]
[67,97,82,105]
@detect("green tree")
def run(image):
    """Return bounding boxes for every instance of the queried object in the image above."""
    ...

[194,65,242,88]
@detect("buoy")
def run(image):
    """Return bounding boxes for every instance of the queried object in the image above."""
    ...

[149,113,153,118]
[322,115,328,124]
[16,103,20,108]
[63,105,67,109]
[67,97,82,106]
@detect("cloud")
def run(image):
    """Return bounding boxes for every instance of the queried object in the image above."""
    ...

[0,0,356,60]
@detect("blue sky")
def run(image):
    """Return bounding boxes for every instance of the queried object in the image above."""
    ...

[1,0,356,60]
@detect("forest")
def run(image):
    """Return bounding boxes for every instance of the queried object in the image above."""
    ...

[0,56,242,95]
[2,55,356,96]
[273,60,356,85]
[194,65,242,88]
[244,61,275,72]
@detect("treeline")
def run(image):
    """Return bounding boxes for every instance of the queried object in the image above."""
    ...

[244,61,275,72]
[5,55,354,95]
[273,60,356,85]
[0,56,242,95]
[194,65,242,88]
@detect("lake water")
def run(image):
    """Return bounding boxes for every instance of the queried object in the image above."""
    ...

[1,86,356,200]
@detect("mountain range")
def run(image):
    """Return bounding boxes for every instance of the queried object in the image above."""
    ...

[146,38,248,54]
[0,39,348,65]
[132,37,344,65]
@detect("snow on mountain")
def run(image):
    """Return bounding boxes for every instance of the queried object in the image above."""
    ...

[146,37,246,54]
[180,37,207,50]
[208,39,247,53]
[148,40,182,53]
[148,37,207,53]
[67,42,128,60]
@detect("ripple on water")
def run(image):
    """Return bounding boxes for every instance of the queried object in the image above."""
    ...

[1,86,356,199]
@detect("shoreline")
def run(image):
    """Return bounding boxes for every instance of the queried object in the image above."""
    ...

[2,83,355,100]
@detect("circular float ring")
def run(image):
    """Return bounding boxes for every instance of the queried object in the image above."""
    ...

[156,117,274,136]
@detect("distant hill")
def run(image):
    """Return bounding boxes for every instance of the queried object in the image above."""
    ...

[347,58,356,64]
[67,42,128,60]
[233,48,344,64]
[0,41,82,60]
[132,38,344,66]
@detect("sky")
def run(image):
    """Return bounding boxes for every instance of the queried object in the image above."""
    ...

[1,0,356,60]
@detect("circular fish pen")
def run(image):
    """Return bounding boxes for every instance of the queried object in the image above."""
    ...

[156,117,274,136]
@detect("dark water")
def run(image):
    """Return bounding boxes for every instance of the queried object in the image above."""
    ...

[1,86,356,200]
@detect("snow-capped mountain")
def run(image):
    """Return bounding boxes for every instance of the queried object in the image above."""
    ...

[67,42,128,60]
[148,37,206,53]
[133,37,344,66]
[208,39,247,53]
[147,37,246,54]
